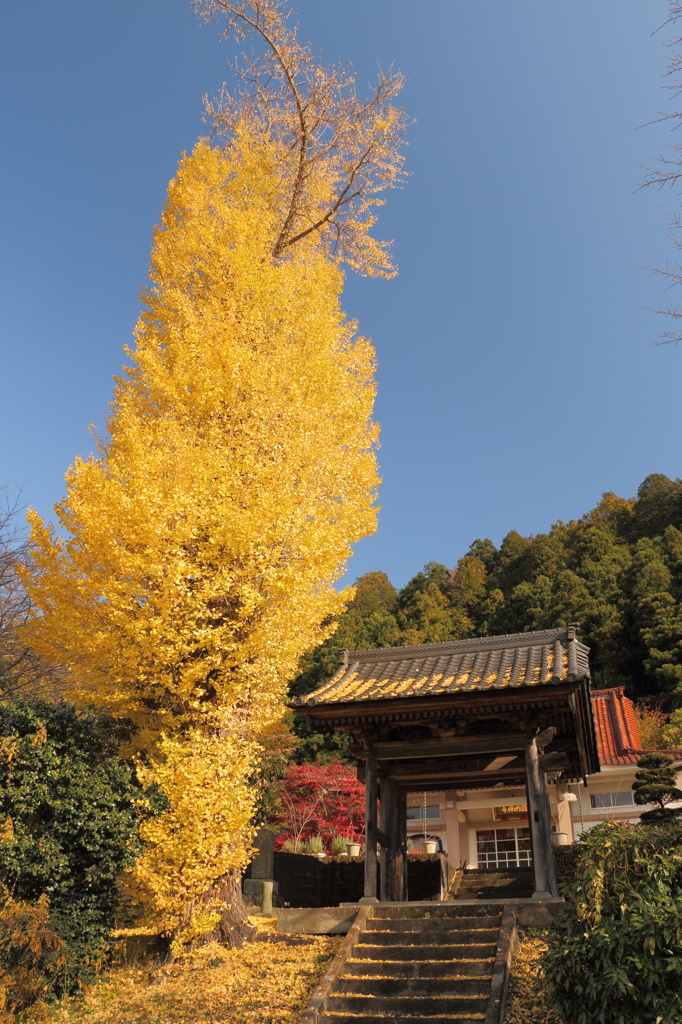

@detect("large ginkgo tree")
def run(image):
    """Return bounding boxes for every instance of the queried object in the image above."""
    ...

[22,0,407,950]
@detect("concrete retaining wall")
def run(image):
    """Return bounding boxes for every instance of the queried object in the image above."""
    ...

[244,851,444,907]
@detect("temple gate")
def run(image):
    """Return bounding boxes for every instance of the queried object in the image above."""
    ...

[293,625,599,901]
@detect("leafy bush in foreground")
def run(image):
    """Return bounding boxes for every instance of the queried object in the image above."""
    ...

[544,820,682,1024]
[0,701,148,994]
[0,889,65,1014]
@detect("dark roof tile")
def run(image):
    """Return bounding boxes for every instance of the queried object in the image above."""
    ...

[295,626,589,707]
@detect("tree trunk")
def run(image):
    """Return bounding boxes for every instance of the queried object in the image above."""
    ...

[213,870,255,947]
[172,869,255,953]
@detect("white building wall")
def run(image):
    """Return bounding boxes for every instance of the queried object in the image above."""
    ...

[403,764,682,869]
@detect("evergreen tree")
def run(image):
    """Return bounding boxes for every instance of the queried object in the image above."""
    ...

[397,563,458,644]
[663,708,682,749]
[632,753,682,822]
[631,474,682,540]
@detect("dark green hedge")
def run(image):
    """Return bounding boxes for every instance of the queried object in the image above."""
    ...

[0,701,149,992]
[545,820,682,1024]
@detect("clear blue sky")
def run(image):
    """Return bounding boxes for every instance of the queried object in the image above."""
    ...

[1,0,679,589]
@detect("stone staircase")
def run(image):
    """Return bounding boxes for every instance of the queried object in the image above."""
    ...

[318,903,502,1024]
[454,867,534,901]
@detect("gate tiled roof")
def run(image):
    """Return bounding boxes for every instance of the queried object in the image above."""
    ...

[294,626,589,708]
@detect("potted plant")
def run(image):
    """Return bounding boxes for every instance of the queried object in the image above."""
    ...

[281,838,305,854]
[331,835,350,857]
[307,835,326,857]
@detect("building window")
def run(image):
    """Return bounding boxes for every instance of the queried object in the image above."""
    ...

[406,804,441,820]
[589,792,633,809]
[476,827,531,868]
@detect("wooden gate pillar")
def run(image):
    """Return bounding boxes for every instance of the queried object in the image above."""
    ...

[363,750,379,901]
[380,778,407,902]
[397,786,407,901]
[525,731,559,898]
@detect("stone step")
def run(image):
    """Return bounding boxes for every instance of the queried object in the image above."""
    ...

[359,926,500,945]
[458,879,530,887]
[326,992,489,1015]
[457,883,530,894]
[460,869,527,873]
[344,957,495,979]
[455,873,534,899]
[371,904,502,920]
[456,888,531,901]
[353,941,498,961]
[318,1016,487,1024]
[365,914,501,931]
[459,875,530,886]
[308,896,505,1024]
[335,975,492,997]
[462,867,532,874]
[368,905,501,921]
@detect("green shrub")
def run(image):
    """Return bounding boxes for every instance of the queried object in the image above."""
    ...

[544,820,682,1024]
[0,701,154,995]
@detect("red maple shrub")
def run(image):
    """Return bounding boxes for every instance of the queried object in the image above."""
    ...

[272,760,365,852]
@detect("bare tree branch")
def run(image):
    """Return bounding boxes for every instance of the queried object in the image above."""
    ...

[641,2,682,342]
[0,490,66,701]
[192,0,410,277]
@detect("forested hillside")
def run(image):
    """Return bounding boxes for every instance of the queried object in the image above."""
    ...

[291,475,682,742]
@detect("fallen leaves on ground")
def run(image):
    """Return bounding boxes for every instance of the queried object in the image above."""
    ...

[504,930,565,1024]
[40,918,341,1024]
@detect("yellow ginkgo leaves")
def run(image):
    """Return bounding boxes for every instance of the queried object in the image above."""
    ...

[22,135,379,945]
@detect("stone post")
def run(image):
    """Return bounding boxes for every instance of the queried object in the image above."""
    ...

[242,827,279,909]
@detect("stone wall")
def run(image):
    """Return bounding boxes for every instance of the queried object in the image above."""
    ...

[243,851,445,907]
[554,845,578,883]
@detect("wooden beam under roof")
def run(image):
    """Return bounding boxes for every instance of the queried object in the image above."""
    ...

[402,774,528,794]
[369,732,529,761]
[378,762,527,785]
[362,750,568,787]
[304,682,579,722]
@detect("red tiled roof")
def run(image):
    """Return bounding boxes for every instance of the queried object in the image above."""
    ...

[591,688,641,765]
[591,687,682,766]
